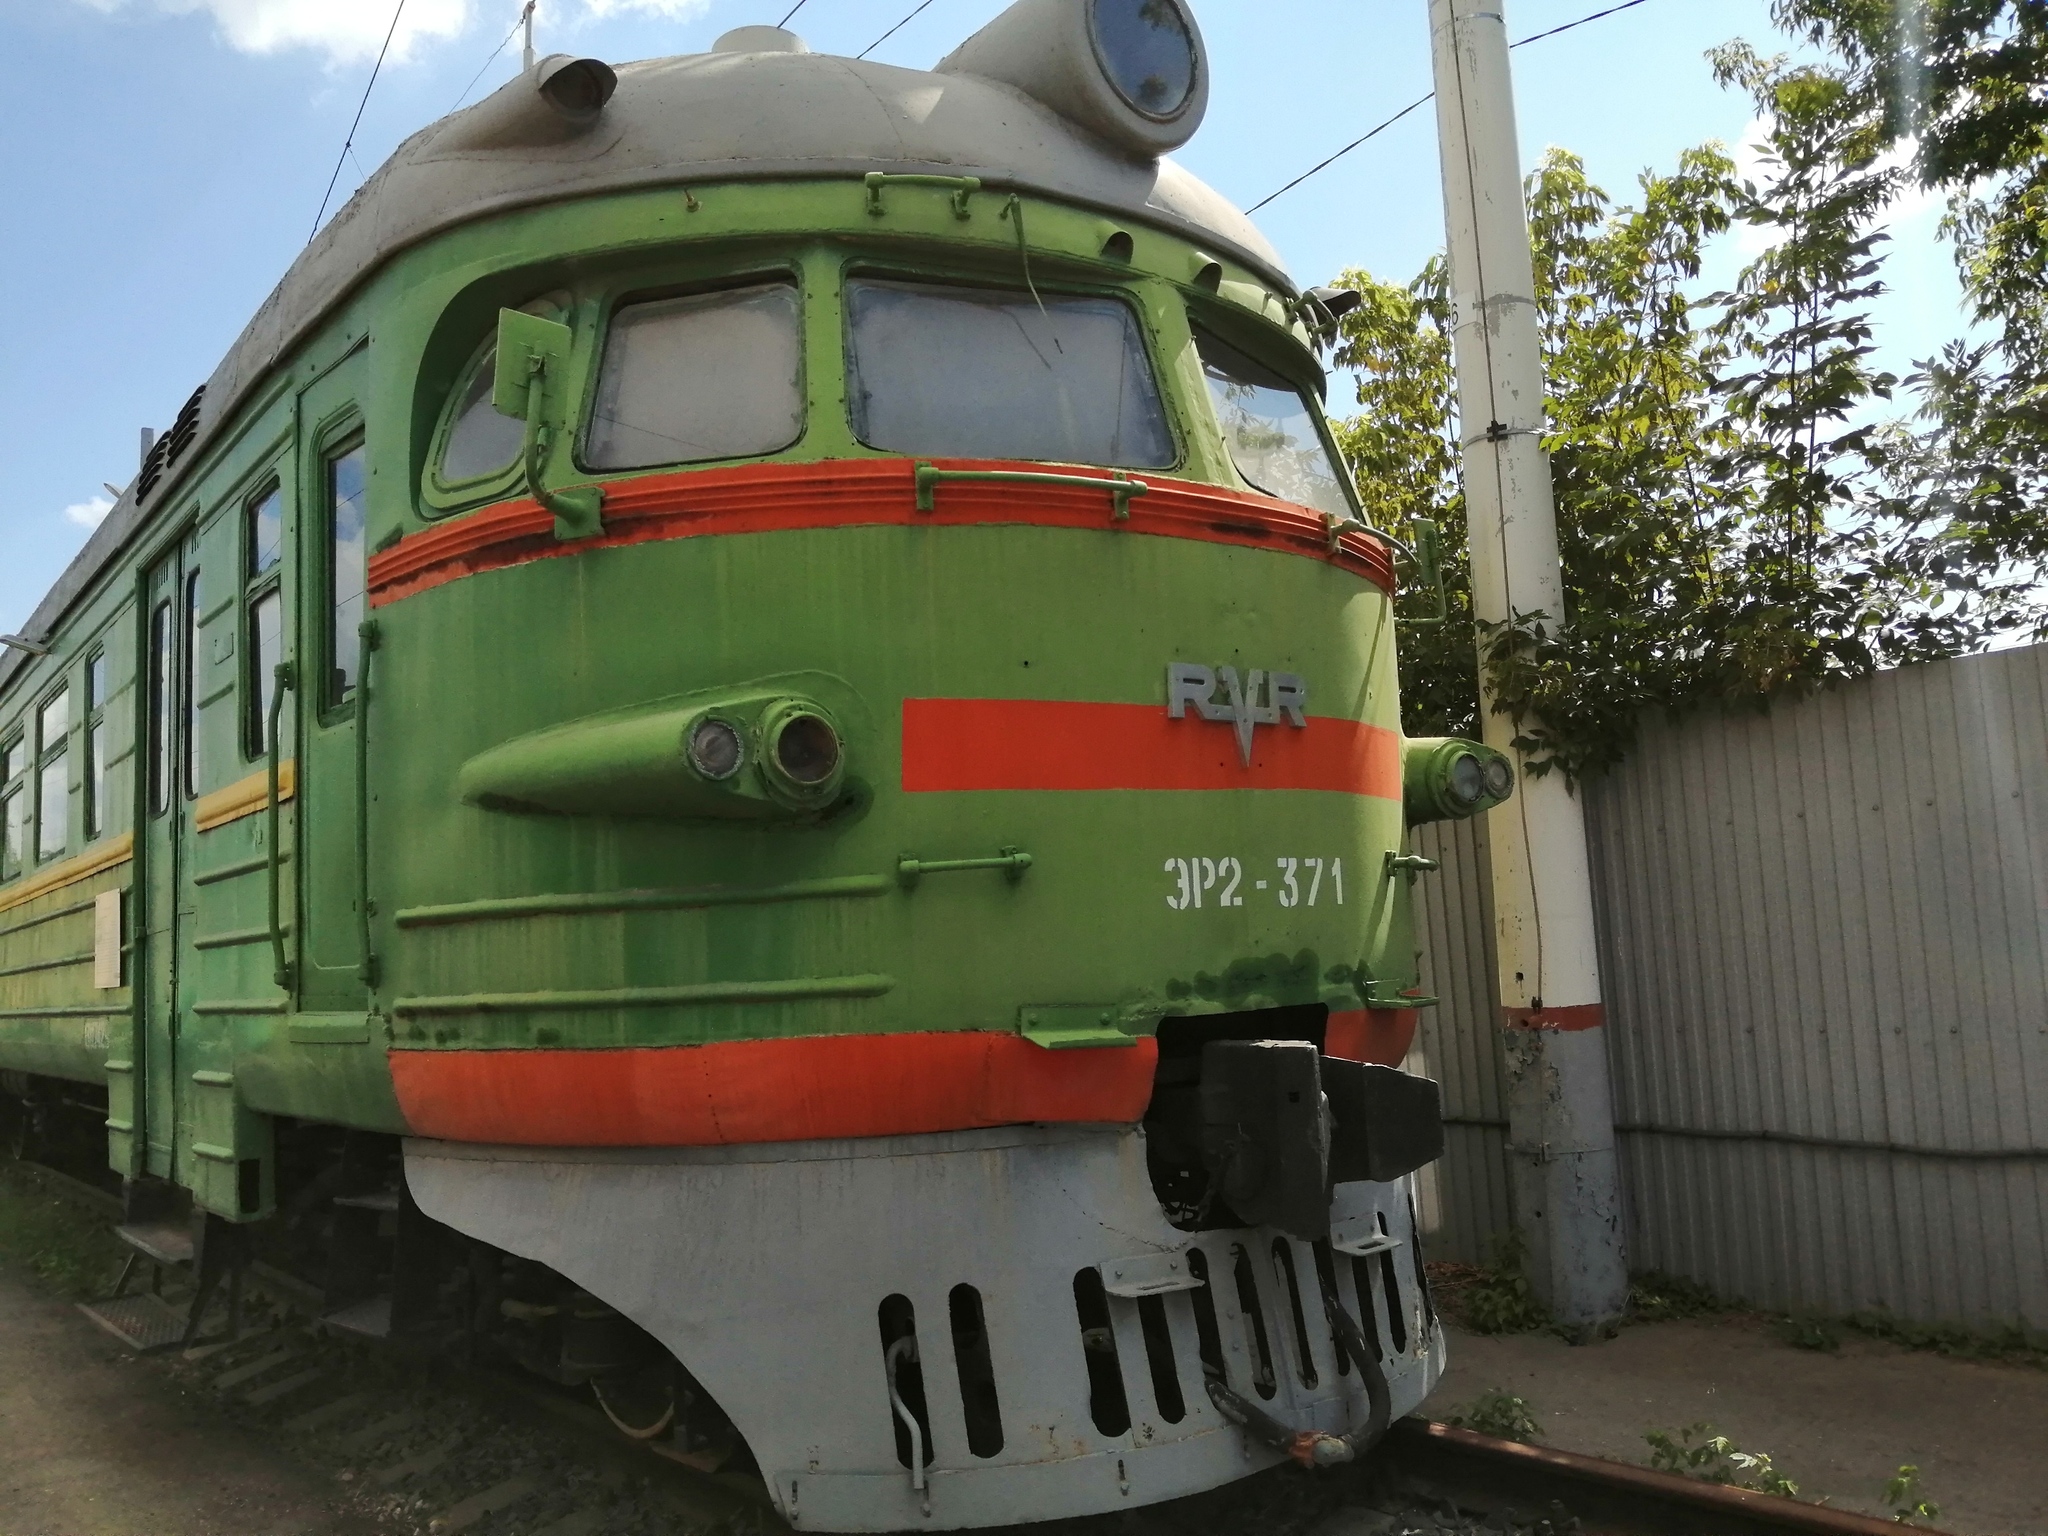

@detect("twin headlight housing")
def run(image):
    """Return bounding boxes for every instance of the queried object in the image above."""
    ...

[684,699,846,811]
[1403,737,1516,825]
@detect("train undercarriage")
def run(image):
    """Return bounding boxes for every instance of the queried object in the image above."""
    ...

[3,1003,1445,1532]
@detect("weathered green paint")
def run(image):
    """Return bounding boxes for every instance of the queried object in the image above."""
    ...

[0,174,1427,1219]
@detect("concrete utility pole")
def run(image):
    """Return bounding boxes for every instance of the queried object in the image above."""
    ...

[1426,0,1629,1332]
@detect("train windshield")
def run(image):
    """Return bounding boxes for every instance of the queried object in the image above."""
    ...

[1194,328,1355,519]
[587,282,804,469]
[844,279,1174,468]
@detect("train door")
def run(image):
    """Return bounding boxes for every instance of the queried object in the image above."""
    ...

[139,538,199,1180]
[296,364,373,1015]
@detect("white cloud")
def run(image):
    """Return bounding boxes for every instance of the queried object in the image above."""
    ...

[76,0,714,65]
[576,0,711,15]
[63,496,115,531]
[79,0,474,66]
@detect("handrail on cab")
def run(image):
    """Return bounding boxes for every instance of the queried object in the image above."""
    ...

[913,461,1148,521]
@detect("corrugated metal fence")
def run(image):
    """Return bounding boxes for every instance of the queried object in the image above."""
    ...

[1408,644,2048,1330]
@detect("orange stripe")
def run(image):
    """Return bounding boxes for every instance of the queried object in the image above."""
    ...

[387,1031,1159,1147]
[1503,1003,1606,1032]
[902,698,1402,796]
[1324,1008,1418,1067]
[367,458,1396,607]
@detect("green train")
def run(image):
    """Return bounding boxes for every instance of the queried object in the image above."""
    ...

[0,0,1512,1526]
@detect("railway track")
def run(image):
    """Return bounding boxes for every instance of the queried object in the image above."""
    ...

[7,1155,1956,1536]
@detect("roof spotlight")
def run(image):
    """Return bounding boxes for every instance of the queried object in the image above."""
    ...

[535,54,618,123]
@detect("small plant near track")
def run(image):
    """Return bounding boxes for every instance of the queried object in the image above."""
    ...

[1451,1230,1549,1335]
[0,1154,125,1299]
[1882,1464,1941,1526]
[1775,1314,1843,1352]
[1645,1422,1799,1497]
[1628,1270,1730,1322]
[1443,1387,1541,1442]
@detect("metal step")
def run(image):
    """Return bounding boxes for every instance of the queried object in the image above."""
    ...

[78,1293,190,1354]
[322,1294,393,1339]
[114,1220,193,1267]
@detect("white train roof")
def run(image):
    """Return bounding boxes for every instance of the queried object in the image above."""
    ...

[8,5,1285,683]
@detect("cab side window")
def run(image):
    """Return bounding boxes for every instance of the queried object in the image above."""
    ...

[1192,326,1355,519]
[0,735,24,878]
[36,687,69,861]
[327,440,368,707]
[84,654,108,839]
[440,342,526,484]
[244,484,286,757]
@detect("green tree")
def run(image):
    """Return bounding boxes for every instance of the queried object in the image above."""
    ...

[1331,42,2031,779]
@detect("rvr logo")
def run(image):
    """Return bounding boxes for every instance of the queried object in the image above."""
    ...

[1167,663,1308,767]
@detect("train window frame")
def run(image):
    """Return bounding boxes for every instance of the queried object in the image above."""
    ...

[147,598,174,817]
[0,728,24,881]
[575,267,809,476]
[180,569,203,801]
[35,681,71,862]
[84,650,108,840]
[421,290,577,518]
[319,428,369,718]
[1183,306,1361,521]
[837,262,1184,472]
[241,479,287,761]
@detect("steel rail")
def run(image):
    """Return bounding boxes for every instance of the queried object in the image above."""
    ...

[1381,1419,1955,1536]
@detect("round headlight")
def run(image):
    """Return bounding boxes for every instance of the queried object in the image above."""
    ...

[1449,752,1486,808]
[686,717,744,781]
[774,712,841,786]
[1088,0,1198,120]
[1483,756,1515,800]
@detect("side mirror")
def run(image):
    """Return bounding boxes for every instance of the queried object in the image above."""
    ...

[492,308,604,542]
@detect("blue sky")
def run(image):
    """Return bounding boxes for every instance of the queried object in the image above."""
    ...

[0,0,1970,636]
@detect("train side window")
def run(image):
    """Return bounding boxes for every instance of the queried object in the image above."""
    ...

[586,282,804,471]
[1191,326,1355,519]
[244,484,286,759]
[147,600,172,816]
[85,652,108,839]
[36,686,70,861]
[0,734,24,879]
[439,342,526,483]
[844,279,1175,468]
[327,440,368,706]
[181,571,203,799]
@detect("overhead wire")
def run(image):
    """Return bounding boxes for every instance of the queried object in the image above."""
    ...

[777,0,812,25]
[309,0,409,241]
[451,2,532,114]
[859,0,940,59]
[1246,0,1657,213]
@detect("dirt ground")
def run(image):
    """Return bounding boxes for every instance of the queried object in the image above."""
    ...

[1434,1316,2048,1536]
[0,1266,389,1536]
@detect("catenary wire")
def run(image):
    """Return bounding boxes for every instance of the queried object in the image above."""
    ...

[1247,0,1657,213]
[859,0,940,59]
[309,0,409,241]
[451,3,532,114]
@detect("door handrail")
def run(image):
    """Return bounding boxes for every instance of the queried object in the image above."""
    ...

[266,661,296,991]
[356,620,380,989]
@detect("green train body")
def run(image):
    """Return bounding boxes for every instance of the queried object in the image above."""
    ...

[0,3,1510,1526]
